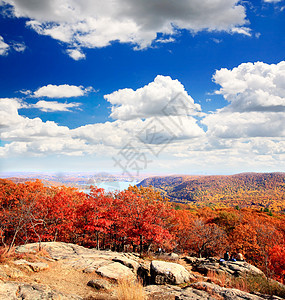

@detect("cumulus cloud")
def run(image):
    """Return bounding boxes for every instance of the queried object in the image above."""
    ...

[105,75,201,120]
[202,61,285,140]
[33,84,92,98]
[213,61,285,112]
[72,117,204,149]
[0,97,87,157]
[0,36,9,55]
[203,112,285,138]
[32,100,81,112]
[1,0,249,58]
[0,83,204,159]
[0,98,26,127]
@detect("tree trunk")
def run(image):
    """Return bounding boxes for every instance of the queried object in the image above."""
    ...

[96,232,100,250]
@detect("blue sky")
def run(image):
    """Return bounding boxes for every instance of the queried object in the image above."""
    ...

[0,0,285,176]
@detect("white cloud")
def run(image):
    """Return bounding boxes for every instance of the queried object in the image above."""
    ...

[0,97,87,157]
[0,36,26,55]
[202,61,285,141]
[203,111,285,138]
[72,117,204,149]
[33,84,92,98]
[32,100,81,112]
[19,89,32,95]
[1,71,285,174]
[156,37,175,44]
[213,61,285,112]
[263,0,283,3]
[105,75,201,120]
[2,0,249,58]
[0,98,25,127]
[231,27,251,37]
[66,48,86,60]
[0,36,9,55]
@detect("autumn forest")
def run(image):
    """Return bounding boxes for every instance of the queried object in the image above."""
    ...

[0,177,284,285]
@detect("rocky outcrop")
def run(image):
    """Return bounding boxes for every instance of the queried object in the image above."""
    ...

[150,260,192,285]
[0,281,81,300]
[0,242,279,300]
[13,259,49,272]
[144,282,284,300]
[144,284,213,300]
[190,282,283,300]
[184,256,264,277]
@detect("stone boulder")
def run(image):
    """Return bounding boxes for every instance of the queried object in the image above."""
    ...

[0,281,81,300]
[13,259,49,272]
[150,260,192,285]
[96,262,135,281]
[112,256,140,271]
[87,279,112,291]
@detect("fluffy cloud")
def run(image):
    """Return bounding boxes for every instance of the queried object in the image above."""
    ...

[1,0,249,59]
[0,86,204,159]
[203,61,285,140]
[0,97,88,157]
[32,100,81,112]
[1,70,285,174]
[105,75,201,120]
[213,61,285,112]
[203,112,285,138]
[66,49,86,60]
[33,84,92,98]
[72,117,204,149]
[0,98,69,141]
[0,36,9,55]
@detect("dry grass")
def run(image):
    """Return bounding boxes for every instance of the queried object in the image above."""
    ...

[207,270,250,292]
[0,245,52,264]
[116,279,146,300]
[141,253,179,263]
[0,246,25,263]
[207,270,231,288]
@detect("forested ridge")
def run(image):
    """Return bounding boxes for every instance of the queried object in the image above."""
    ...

[0,178,284,284]
[138,172,285,211]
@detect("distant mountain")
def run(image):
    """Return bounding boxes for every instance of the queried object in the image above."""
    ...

[138,172,285,211]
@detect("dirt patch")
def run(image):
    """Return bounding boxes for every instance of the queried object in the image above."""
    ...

[2,260,115,299]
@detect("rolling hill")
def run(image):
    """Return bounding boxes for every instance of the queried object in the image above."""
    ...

[138,172,285,211]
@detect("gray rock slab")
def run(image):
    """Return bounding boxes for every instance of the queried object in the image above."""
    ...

[150,260,192,285]
[192,282,265,300]
[87,279,112,290]
[96,262,135,281]
[0,281,82,300]
[112,256,140,271]
[13,260,49,272]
